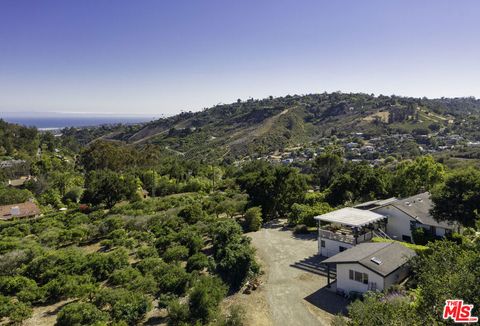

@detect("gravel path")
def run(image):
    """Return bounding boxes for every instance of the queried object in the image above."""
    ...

[248,221,347,326]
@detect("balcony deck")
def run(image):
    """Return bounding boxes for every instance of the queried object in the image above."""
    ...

[319,229,373,244]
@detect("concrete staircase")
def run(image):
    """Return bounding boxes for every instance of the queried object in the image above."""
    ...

[373,229,392,240]
[291,255,336,277]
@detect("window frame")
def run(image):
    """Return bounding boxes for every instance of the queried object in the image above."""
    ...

[349,269,369,285]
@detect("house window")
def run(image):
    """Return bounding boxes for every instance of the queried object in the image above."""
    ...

[321,240,325,248]
[363,273,368,284]
[409,221,417,230]
[339,246,347,252]
[349,269,369,284]
[402,235,412,243]
[354,271,363,282]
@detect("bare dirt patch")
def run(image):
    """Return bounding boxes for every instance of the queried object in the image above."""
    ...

[23,299,75,326]
[363,111,389,123]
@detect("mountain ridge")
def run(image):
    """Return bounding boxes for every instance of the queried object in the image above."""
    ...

[75,92,480,161]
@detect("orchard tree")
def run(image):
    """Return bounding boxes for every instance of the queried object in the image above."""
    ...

[0,186,33,205]
[189,276,227,323]
[56,302,108,326]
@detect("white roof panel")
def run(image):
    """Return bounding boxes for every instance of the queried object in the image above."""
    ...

[314,207,386,227]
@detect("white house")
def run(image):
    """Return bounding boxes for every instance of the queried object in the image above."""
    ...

[362,192,455,243]
[323,242,416,295]
[314,208,388,257]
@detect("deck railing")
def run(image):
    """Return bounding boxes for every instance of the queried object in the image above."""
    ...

[319,229,373,244]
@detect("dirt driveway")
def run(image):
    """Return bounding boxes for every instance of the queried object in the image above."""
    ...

[248,221,348,326]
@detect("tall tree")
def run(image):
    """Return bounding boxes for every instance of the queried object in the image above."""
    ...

[392,156,445,197]
[237,161,307,219]
[312,152,343,189]
[431,168,480,227]
[82,170,138,208]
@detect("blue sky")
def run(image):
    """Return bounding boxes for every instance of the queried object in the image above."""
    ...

[0,0,479,115]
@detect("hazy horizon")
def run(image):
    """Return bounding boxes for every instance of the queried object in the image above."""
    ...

[1,0,479,115]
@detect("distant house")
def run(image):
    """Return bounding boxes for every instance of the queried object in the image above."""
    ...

[0,159,26,169]
[0,201,41,220]
[323,242,416,295]
[314,208,388,257]
[366,192,454,242]
[7,175,34,188]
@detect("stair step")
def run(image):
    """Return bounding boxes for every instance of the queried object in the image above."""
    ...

[295,261,327,270]
[291,263,337,276]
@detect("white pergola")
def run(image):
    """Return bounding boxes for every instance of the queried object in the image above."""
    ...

[314,207,386,227]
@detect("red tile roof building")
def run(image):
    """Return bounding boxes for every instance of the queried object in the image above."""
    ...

[0,201,41,220]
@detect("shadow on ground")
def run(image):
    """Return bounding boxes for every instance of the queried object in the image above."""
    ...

[304,287,349,315]
[291,232,317,241]
[144,316,168,325]
[263,219,286,229]
[44,300,75,316]
[263,219,317,241]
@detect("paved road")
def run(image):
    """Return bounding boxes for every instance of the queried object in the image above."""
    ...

[249,221,347,326]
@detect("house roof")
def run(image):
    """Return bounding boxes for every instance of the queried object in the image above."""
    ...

[354,197,397,209]
[0,201,41,220]
[323,242,416,277]
[8,176,32,187]
[372,192,454,230]
[314,207,386,227]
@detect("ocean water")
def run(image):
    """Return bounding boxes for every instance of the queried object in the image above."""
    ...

[0,114,155,129]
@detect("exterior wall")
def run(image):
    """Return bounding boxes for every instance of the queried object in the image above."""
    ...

[384,265,410,289]
[374,206,453,241]
[373,206,414,241]
[336,263,384,294]
[416,223,448,237]
[319,238,353,257]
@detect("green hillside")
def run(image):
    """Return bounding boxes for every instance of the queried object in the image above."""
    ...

[96,93,480,161]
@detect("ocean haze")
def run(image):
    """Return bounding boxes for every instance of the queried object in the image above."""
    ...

[0,111,155,129]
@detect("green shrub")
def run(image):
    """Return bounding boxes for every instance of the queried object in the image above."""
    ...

[189,276,227,323]
[163,245,189,263]
[0,294,33,324]
[371,237,429,254]
[109,267,142,286]
[186,253,210,272]
[293,224,309,234]
[218,305,246,326]
[156,265,190,295]
[94,288,151,324]
[178,204,205,224]
[244,207,262,232]
[167,299,190,326]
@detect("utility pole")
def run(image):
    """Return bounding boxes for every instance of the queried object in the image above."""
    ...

[151,169,155,197]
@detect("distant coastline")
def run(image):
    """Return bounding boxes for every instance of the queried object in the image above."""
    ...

[0,113,155,129]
